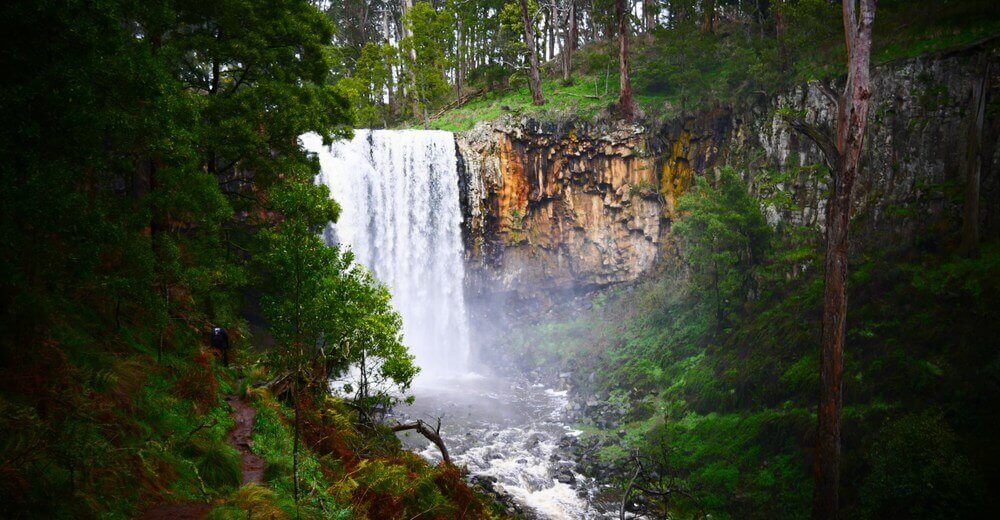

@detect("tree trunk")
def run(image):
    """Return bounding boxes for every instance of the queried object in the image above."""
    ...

[589,0,598,42]
[702,0,716,34]
[292,382,300,502]
[563,0,575,81]
[616,0,635,120]
[382,8,395,117]
[812,2,876,519]
[546,7,554,61]
[519,0,546,105]
[960,60,990,257]
[401,0,421,120]
[643,0,656,32]
[570,0,579,50]
[776,7,788,72]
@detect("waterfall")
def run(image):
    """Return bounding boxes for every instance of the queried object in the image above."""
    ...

[301,130,470,375]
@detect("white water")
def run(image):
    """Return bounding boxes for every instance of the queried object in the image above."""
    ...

[303,130,605,519]
[301,130,470,375]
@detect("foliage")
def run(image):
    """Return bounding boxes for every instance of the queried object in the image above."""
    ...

[0,0,435,516]
[673,167,772,331]
[510,170,1000,518]
[428,0,999,130]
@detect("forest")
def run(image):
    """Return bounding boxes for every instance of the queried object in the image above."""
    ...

[1,0,998,519]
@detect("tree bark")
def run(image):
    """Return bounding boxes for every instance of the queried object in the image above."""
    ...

[570,0,579,50]
[519,0,547,105]
[546,6,554,61]
[959,60,990,257]
[812,2,876,519]
[616,0,635,120]
[776,7,789,72]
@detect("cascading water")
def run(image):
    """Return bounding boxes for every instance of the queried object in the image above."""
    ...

[302,130,605,519]
[301,130,470,375]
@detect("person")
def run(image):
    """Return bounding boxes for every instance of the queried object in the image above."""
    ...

[211,326,230,367]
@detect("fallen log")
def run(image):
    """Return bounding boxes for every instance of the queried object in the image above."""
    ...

[392,419,451,465]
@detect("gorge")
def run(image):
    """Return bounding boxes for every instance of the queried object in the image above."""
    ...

[298,43,1000,518]
[7,1,999,518]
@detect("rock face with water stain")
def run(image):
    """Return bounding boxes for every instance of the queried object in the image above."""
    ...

[457,119,662,309]
[457,44,1000,309]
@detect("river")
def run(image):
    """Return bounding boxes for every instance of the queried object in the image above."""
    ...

[392,373,613,519]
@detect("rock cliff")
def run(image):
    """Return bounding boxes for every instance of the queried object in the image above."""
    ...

[456,43,1000,312]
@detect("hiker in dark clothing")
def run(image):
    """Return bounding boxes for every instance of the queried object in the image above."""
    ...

[211,326,230,367]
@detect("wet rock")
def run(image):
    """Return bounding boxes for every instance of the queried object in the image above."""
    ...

[554,469,576,485]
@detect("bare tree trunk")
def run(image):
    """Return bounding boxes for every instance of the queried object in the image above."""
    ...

[520,0,547,105]
[562,0,575,81]
[546,6,554,61]
[780,3,876,519]
[813,2,876,518]
[616,0,635,120]
[591,0,599,41]
[702,0,716,34]
[643,0,656,31]
[960,60,990,257]
[382,8,395,118]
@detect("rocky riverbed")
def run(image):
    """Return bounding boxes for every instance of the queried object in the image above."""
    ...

[391,373,625,519]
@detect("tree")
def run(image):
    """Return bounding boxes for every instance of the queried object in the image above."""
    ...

[256,179,416,499]
[615,0,635,120]
[781,1,877,518]
[674,167,772,332]
[519,0,547,105]
[401,1,455,126]
[0,0,352,513]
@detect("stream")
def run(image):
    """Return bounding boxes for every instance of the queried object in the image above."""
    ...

[392,373,612,519]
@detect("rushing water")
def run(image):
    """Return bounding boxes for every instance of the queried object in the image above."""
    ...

[302,130,470,375]
[303,130,606,518]
[398,375,609,519]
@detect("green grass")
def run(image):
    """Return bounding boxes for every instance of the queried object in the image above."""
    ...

[427,73,658,132]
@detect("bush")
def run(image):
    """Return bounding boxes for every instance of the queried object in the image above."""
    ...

[860,411,986,518]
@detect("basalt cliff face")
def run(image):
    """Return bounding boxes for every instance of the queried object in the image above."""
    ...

[456,44,1000,312]
[456,121,662,310]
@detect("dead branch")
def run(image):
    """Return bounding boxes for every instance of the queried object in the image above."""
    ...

[263,372,294,397]
[779,113,840,171]
[554,90,602,99]
[432,88,484,119]
[392,418,451,465]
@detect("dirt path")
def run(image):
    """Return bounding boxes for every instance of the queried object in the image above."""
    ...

[141,503,212,520]
[142,394,266,519]
[225,394,266,484]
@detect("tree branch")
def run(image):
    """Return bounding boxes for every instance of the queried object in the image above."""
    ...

[780,113,840,171]
[392,419,451,465]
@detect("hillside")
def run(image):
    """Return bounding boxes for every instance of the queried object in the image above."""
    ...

[427,0,999,131]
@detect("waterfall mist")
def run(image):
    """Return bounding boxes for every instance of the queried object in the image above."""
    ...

[302,130,471,376]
